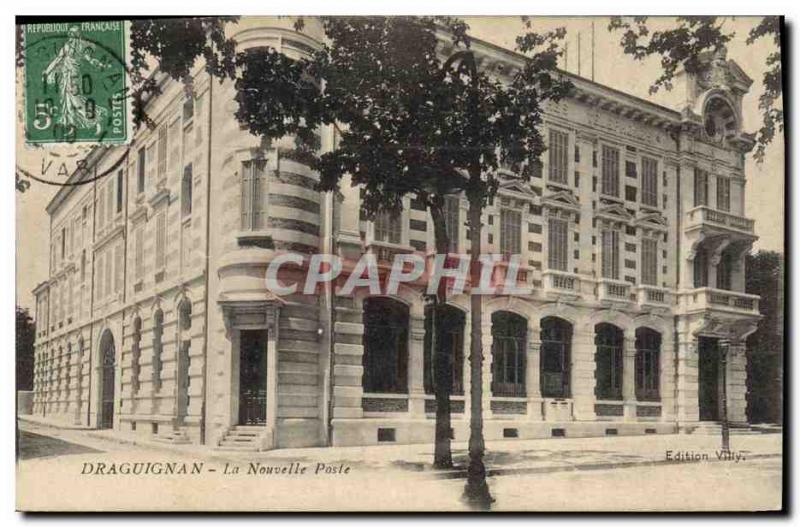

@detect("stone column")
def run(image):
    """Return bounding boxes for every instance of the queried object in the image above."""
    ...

[265,326,279,449]
[676,336,699,429]
[526,330,542,420]
[726,342,748,424]
[408,315,426,416]
[622,335,637,420]
[659,334,676,423]
[571,329,596,421]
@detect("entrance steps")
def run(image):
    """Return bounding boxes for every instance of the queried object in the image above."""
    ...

[687,422,782,435]
[152,427,191,444]
[216,425,271,452]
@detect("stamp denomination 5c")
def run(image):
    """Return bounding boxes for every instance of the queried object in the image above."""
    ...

[23,21,130,145]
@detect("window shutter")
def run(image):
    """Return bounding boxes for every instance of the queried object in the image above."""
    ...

[602,146,619,197]
[134,227,144,281]
[104,248,113,299]
[114,243,123,293]
[602,230,619,279]
[157,126,168,181]
[717,176,730,212]
[155,211,166,269]
[241,162,252,230]
[252,160,267,230]
[642,157,658,207]
[548,218,568,271]
[641,238,658,286]
[549,130,569,184]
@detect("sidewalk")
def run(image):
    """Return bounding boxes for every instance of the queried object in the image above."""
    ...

[18,415,782,480]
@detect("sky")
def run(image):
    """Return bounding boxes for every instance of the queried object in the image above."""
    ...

[14,16,784,311]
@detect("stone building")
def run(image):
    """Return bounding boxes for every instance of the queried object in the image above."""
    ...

[31,18,762,450]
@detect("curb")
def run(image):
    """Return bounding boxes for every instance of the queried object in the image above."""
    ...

[429,452,783,480]
[21,417,782,481]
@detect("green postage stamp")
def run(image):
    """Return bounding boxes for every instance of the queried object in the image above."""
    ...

[23,21,130,145]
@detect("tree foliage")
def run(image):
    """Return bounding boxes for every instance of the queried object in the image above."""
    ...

[129,17,238,127]
[16,307,35,392]
[234,16,573,218]
[608,16,782,162]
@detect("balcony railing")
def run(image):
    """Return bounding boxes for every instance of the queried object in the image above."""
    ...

[543,270,580,294]
[681,287,760,316]
[598,278,633,303]
[635,285,672,307]
[686,206,755,235]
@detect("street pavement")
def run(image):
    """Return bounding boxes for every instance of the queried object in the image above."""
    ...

[16,418,783,511]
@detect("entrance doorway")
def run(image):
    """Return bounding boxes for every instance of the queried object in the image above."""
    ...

[238,329,268,425]
[698,337,720,421]
[99,330,116,429]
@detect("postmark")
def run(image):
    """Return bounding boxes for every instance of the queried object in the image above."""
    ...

[23,21,131,145]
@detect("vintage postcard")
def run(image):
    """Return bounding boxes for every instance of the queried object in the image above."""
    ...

[14,15,785,512]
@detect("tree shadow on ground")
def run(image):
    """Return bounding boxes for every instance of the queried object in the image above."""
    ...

[17,431,103,461]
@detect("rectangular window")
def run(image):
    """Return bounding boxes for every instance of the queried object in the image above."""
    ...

[155,211,167,270]
[169,118,181,173]
[137,147,146,194]
[183,95,194,122]
[146,142,157,187]
[717,176,731,212]
[104,247,113,299]
[116,169,124,213]
[96,252,105,300]
[499,209,521,255]
[134,227,144,282]
[601,229,620,280]
[694,168,709,207]
[548,129,569,184]
[97,190,105,229]
[601,145,620,197]
[182,164,193,217]
[81,250,86,283]
[444,196,459,253]
[157,126,168,182]
[240,160,268,230]
[114,243,124,294]
[641,157,659,207]
[547,218,568,272]
[61,227,66,259]
[641,238,658,286]
[106,179,114,223]
[374,210,402,244]
[625,160,637,179]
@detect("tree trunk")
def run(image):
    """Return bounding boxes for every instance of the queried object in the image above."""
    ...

[462,192,493,509]
[429,201,453,469]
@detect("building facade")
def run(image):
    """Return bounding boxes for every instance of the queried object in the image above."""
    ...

[31,18,762,450]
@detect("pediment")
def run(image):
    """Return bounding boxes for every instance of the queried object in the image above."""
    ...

[541,189,580,213]
[635,211,668,233]
[595,203,634,225]
[497,178,537,200]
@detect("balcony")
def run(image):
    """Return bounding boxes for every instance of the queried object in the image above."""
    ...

[679,287,760,317]
[685,206,755,238]
[635,285,672,308]
[543,270,580,297]
[597,278,633,303]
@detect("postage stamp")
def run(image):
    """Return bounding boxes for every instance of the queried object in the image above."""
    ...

[23,21,130,145]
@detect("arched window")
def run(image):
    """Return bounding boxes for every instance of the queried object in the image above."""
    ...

[65,343,72,401]
[424,305,465,395]
[635,328,661,401]
[177,301,192,416]
[131,317,142,394]
[362,298,408,394]
[152,310,164,391]
[491,312,527,397]
[540,317,572,398]
[595,323,624,400]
